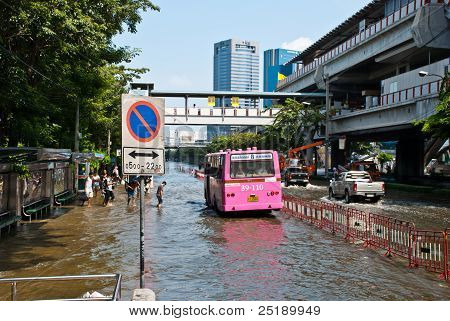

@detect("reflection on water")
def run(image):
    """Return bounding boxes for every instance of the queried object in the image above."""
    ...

[218,218,287,300]
[0,163,449,301]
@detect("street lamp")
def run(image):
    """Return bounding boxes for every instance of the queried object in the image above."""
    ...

[418,70,444,81]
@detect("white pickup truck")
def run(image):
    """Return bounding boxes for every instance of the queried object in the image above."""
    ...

[329,171,385,203]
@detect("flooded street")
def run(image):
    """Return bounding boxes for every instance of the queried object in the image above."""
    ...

[0,163,449,300]
[283,180,450,230]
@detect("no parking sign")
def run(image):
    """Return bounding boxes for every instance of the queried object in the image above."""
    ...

[121,95,165,175]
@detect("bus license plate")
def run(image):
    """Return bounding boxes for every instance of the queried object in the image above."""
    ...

[247,195,259,202]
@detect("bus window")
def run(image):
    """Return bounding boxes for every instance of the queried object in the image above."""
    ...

[230,160,275,179]
[216,155,224,179]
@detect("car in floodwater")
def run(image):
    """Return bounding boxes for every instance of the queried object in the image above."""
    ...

[284,167,309,187]
[329,171,385,203]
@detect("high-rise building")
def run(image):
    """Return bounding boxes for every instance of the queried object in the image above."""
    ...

[213,39,260,108]
[263,48,299,107]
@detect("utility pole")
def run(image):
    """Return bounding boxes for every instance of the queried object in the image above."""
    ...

[324,74,330,178]
[107,129,111,156]
[74,99,80,152]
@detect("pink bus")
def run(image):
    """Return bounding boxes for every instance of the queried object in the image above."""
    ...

[204,147,282,213]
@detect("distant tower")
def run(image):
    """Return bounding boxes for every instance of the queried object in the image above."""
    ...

[263,48,299,107]
[213,39,260,108]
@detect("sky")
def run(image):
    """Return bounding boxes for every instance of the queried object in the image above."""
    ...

[114,0,371,99]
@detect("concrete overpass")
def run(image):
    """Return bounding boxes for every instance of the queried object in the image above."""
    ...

[164,107,279,126]
[146,90,326,126]
[276,0,450,179]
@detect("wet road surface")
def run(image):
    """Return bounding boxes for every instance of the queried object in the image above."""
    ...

[0,163,449,300]
[283,179,450,230]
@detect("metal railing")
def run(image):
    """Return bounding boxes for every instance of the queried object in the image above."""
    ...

[0,273,122,301]
[166,107,280,117]
[333,80,443,117]
[380,80,442,106]
[278,0,428,88]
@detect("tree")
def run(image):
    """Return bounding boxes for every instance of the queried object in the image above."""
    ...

[416,73,450,139]
[207,133,263,153]
[0,0,159,149]
[350,142,380,159]
[377,152,394,172]
[265,99,324,162]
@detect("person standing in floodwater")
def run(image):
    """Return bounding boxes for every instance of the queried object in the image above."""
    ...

[125,177,139,206]
[156,181,166,208]
[92,171,101,198]
[103,174,114,206]
[84,172,94,207]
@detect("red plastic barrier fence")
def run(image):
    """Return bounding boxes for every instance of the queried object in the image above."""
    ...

[368,213,390,251]
[388,219,415,261]
[411,230,447,275]
[319,201,335,233]
[445,229,449,281]
[368,214,415,261]
[281,194,449,282]
[333,204,347,237]
[346,208,369,243]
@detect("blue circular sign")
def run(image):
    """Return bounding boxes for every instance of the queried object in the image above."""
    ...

[126,101,161,142]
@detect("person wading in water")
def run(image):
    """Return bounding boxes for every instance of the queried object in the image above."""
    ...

[156,181,166,208]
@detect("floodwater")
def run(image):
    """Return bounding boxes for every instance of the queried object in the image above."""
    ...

[283,180,450,230]
[0,163,449,300]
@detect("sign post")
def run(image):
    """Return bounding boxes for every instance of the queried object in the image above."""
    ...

[122,95,165,289]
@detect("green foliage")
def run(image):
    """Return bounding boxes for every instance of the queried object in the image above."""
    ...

[265,99,324,153]
[350,142,379,156]
[377,152,394,165]
[10,160,30,179]
[415,74,450,139]
[204,100,324,156]
[169,147,207,164]
[207,133,264,153]
[0,0,159,148]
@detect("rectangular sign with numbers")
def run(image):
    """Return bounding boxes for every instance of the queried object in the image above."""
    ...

[121,94,165,176]
[122,147,165,175]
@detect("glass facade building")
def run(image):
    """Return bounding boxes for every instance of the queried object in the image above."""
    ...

[263,48,299,107]
[213,39,260,108]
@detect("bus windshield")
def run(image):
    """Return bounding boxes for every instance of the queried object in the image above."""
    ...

[230,160,275,178]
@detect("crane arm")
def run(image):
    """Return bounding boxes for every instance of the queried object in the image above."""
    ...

[288,141,324,158]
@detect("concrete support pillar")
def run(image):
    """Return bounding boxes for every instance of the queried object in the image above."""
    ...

[330,139,348,169]
[396,135,425,180]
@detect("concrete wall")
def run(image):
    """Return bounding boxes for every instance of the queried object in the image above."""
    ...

[1,162,73,219]
[382,58,449,94]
